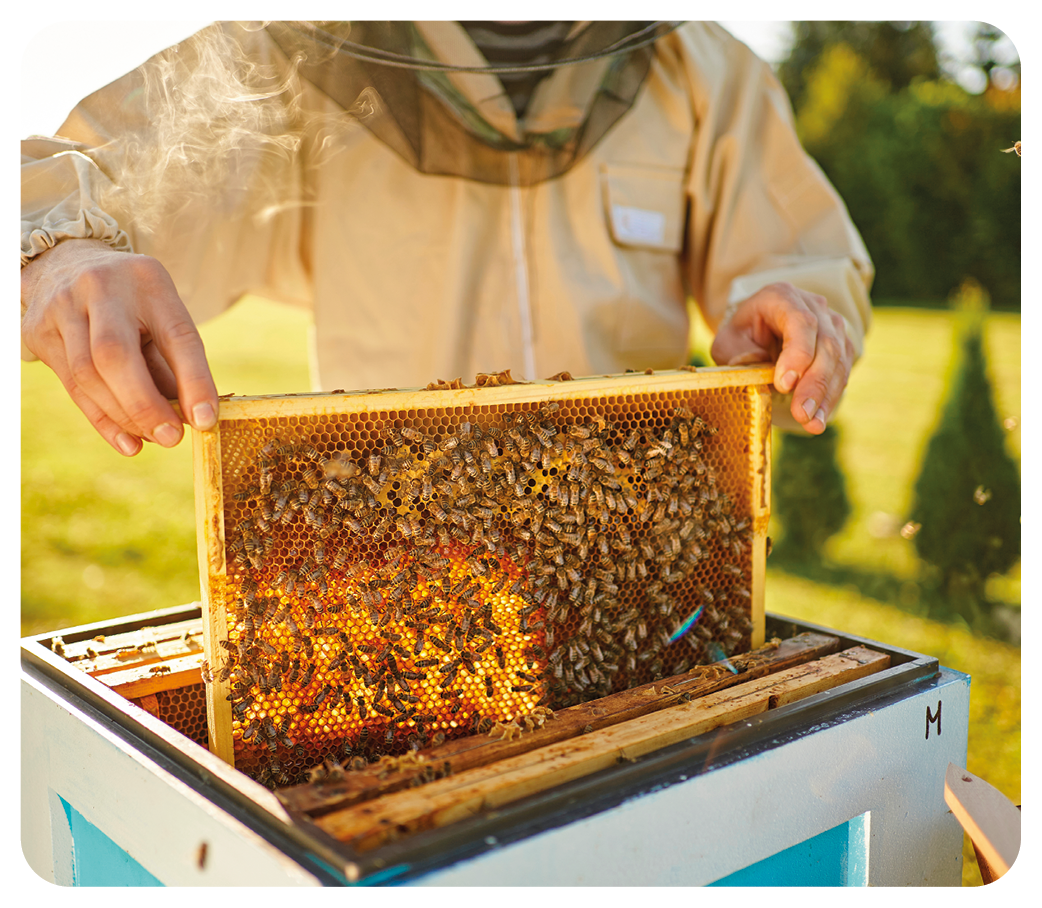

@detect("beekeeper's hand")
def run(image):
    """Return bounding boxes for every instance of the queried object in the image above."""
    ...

[710,282,856,435]
[20,238,219,456]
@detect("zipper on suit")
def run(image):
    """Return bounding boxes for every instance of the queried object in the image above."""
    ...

[508,154,537,381]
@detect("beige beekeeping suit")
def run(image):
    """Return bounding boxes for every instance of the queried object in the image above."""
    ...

[21,21,872,415]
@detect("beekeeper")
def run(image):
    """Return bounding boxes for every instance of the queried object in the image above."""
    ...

[20,21,872,458]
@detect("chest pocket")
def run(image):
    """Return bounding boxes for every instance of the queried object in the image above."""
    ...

[599,163,689,358]
[600,163,686,252]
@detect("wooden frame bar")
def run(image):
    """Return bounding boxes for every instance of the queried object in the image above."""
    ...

[192,365,775,770]
[194,423,235,764]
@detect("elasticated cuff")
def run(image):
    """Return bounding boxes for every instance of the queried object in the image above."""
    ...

[21,207,132,269]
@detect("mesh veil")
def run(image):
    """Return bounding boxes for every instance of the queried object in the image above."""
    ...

[266,21,681,186]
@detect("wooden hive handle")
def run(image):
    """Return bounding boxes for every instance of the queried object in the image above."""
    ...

[944,762,1021,882]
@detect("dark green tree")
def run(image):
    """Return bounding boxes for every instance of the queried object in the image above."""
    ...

[787,37,1021,308]
[908,289,1021,620]
[772,424,852,564]
[778,21,941,115]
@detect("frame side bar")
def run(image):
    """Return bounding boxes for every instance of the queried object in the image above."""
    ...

[194,424,236,766]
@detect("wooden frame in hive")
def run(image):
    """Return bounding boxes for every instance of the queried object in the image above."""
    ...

[193,366,773,785]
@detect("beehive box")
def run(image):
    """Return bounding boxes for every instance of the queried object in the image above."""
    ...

[194,366,773,787]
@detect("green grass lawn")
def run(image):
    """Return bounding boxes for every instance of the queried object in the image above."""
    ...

[22,296,1019,885]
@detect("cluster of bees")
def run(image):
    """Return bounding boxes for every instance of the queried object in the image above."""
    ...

[215,399,752,788]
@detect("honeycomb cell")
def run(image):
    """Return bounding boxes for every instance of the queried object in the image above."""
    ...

[205,373,765,788]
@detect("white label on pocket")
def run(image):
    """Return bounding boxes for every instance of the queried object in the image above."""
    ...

[611,204,666,246]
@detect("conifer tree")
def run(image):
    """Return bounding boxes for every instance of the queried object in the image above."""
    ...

[772,423,851,563]
[908,282,1020,619]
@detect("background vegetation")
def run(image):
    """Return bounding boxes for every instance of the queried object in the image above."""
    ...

[778,22,1021,309]
[21,22,1019,887]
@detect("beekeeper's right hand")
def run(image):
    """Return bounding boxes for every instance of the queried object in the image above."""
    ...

[20,238,219,456]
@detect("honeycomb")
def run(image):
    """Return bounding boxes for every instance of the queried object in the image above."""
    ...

[133,684,209,749]
[197,370,769,788]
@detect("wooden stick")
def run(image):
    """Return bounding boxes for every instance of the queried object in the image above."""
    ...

[57,617,204,677]
[314,646,889,851]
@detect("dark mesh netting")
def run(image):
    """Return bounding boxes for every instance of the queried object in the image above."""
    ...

[266,21,681,186]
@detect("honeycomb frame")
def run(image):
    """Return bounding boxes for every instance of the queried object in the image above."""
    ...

[194,366,772,784]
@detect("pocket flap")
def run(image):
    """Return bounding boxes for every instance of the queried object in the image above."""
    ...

[600,163,686,252]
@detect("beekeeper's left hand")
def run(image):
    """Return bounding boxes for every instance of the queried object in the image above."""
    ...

[710,282,855,435]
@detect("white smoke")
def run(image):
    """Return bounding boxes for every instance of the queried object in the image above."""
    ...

[96,21,367,235]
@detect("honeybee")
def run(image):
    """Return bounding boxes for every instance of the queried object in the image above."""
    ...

[275,438,299,460]
[416,475,434,502]
[395,515,416,538]
[311,684,331,708]
[529,419,554,447]
[240,718,263,743]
